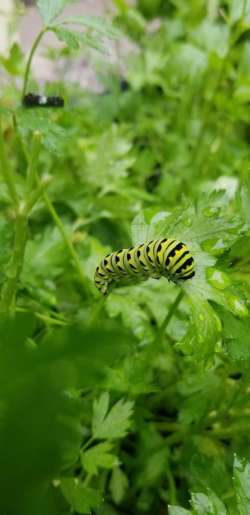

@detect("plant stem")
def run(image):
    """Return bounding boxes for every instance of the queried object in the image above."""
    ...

[242,0,247,18]
[83,474,92,487]
[26,131,42,192]
[25,175,51,213]
[166,466,177,505]
[0,124,44,314]
[82,436,94,452]
[16,307,68,326]
[157,290,184,342]
[88,296,105,327]
[155,421,181,432]
[208,423,250,437]
[0,119,18,206]
[22,28,47,98]
[40,187,91,298]
[0,211,27,314]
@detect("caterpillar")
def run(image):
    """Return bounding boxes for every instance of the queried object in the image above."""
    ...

[94,238,195,295]
[23,93,64,108]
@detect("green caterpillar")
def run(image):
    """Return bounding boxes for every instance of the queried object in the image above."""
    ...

[94,238,195,295]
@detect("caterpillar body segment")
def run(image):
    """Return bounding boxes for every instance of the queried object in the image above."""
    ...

[94,238,195,295]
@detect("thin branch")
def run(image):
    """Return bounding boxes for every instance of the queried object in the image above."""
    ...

[26,131,42,192]
[0,119,19,206]
[16,307,68,326]
[81,436,95,452]
[38,184,91,299]
[25,175,51,214]
[88,296,106,327]
[0,212,27,314]
[166,466,178,505]
[22,28,47,98]
[157,290,184,342]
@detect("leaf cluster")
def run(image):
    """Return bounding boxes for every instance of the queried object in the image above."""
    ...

[0,0,250,513]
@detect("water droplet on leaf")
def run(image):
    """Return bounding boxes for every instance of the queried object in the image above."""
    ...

[203,207,219,217]
[226,294,249,318]
[207,268,231,289]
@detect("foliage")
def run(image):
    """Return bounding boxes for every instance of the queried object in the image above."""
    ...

[0,0,250,513]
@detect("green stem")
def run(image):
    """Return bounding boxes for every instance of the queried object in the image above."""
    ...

[16,307,68,326]
[39,186,91,298]
[155,421,181,432]
[0,212,27,314]
[0,124,44,314]
[26,131,42,192]
[82,436,94,452]
[241,0,247,18]
[88,296,105,327]
[22,28,47,98]
[83,474,92,487]
[25,175,51,213]
[157,290,184,342]
[0,119,18,206]
[208,424,250,437]
[166,466,177,505]
[165,431,184,446]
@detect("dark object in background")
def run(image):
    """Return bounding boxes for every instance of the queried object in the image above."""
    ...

[229,372,242,380]
[96,78,130,98]
[120,79,130,92]
[23,93,64,108]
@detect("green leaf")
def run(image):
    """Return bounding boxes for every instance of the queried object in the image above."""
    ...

[106,291,155,344]
[191,490,227,515]
[0,42,24,76]
[37,0,76,25]
[92,392,134,440]
[84,126,134,193]
[168,507,192,515]
[42,322,134,388]
[0,104,13,116]
[60,479,102,514]
[0,314,82,515]
[179,296,221,360]
[17,109,69,154]
[215,306,250,361]
[109,467,129,505]
[92,392,110,434]
[0,313,132,514]
[230,0,250,23]
[131,196,248,321]
[52,26,81,50]
[131,192,241,248]
[62,15,120,39]
[17,109,68,154]
[192,20,229,59]
[81,442,119,475]
[22,225,69,283]
[233,455,250,515]
[51,26,106,52]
